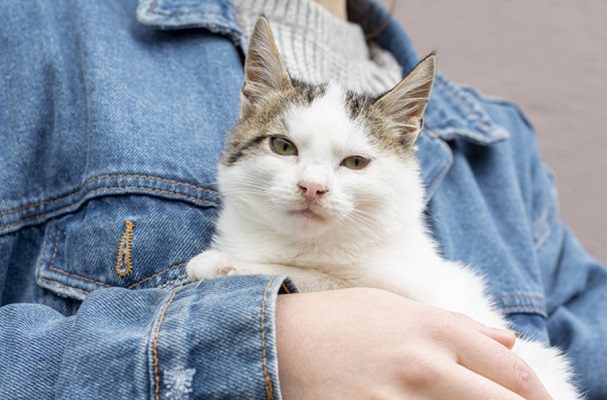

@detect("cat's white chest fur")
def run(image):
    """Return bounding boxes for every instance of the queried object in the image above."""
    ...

[189,176,581,399]
[188,16,581,399]
[188,206,580,399]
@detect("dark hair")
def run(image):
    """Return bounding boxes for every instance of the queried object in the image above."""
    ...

[347,0,396,40]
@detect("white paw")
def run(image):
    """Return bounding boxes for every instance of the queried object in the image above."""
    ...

[186,249,235,281]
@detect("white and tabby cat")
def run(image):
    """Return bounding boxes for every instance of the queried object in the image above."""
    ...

[188,17,580,399]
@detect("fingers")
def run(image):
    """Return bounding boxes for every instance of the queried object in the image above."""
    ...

[485,327,517,349]
[450,312,516,349]
[431,365,528,400]
[454,328,552,400]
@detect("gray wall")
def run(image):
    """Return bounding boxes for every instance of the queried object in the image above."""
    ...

[386,1,606,262]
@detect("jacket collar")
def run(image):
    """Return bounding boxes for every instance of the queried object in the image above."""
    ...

[347,0,509,146]
[348,0,511,203]
[137,0,507,145]
[136,0,245,48]
[137,0,509,203]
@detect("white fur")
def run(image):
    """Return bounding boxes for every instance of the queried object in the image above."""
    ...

[188,86,581,399]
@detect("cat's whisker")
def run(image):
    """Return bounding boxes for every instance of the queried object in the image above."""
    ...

[186,19,581,398]
[342,211,380,232]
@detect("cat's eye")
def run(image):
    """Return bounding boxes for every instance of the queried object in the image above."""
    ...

[341,156,370,170]
[270,136,298,156]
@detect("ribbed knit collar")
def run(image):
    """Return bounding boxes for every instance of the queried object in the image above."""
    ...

[235,0,369,60]
[233,0,403,94]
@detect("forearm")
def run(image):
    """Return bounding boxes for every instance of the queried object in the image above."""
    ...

[0,275,289,399]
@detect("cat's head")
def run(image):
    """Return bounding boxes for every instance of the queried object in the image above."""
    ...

[218,17,436,239]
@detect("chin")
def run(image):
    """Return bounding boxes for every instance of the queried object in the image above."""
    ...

[288,208,326,222]
[264,208,335,239]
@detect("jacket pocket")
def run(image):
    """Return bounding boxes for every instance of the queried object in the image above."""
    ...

[35,192,218,301]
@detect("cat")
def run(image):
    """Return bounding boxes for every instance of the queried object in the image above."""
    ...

[187,16,581,399]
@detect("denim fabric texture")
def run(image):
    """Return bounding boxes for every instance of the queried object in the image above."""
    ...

[1,0,606,398]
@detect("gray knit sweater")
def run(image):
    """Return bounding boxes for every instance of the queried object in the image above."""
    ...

[233,0,403,95]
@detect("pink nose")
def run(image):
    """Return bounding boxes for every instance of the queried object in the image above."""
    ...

[298,181,329,202]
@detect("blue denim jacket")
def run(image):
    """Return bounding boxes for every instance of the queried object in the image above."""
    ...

[1,0,605,398]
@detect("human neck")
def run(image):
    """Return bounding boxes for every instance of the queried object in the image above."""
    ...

[314,0,347,21]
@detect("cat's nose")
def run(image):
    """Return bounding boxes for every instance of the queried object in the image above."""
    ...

[298,181,329,202]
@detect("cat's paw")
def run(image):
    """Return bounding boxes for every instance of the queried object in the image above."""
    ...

[186,249,235,281]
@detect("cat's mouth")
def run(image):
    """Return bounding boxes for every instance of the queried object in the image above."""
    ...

[289,207,326,222]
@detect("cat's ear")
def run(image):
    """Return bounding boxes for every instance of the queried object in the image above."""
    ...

[241,16,292,117]
[372,54,436,146]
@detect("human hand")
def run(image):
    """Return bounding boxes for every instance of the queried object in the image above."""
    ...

[275,288,551,400]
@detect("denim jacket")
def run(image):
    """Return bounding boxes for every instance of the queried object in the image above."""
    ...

[1,0,605,398]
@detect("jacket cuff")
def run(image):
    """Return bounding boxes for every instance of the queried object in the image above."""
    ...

[152,274,292,400]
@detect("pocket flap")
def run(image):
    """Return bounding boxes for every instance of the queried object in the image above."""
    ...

[36,195,217,300]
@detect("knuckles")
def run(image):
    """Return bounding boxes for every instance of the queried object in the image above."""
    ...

[421,312,462,345]
[391,347,446,388]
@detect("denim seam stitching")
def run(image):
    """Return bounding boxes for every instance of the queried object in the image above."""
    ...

[499,305,542,310]
[144,0,238,28]
[152,287,179,400]
[435,75,492,130]
[46,225,189,290]
[50,226,61,268]
[141,1,242,46]
[45,227,113,288]
[261,276,277,400]
[494,294,544,302]
[48,265,113,288]
[45,262,188,291]
[497,305,547,318]
[149,9,230,19]
[494,293,547,317]
[0,186,218,232]
[38,277,88,296]
[0,173,218,216]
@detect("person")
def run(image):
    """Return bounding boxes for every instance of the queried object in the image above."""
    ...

[0,0,605,398]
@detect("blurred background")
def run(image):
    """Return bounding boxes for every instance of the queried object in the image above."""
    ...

[384,1,606,262]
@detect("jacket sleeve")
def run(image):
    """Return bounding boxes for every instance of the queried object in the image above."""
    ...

[515,106,607,399]
[0,275,289,399]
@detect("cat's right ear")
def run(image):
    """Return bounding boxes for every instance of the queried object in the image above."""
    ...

[371,54,436,148]
[241,16,292,117]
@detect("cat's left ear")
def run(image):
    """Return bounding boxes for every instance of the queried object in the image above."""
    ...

[241,16,293,117]
[372,54,436,146]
